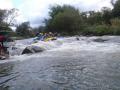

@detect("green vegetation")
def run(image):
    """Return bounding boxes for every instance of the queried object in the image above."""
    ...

[0,9,35,38]
[42,0,120,36]
[1,0,120,37]
[0,8,17,36]
[44,5,84,35]
[16,22,35,38]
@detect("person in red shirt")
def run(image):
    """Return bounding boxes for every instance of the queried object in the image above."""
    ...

[0,35,7,58]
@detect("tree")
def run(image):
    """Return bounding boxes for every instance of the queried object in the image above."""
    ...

[112,0,120,18]
[81,12,88,24]
[16,22,33,37]
[45,5,83,35]
[0,8,18,30]
[49,5,63,19]
[32,26,45,35]
[101,7,112,25]
[87,11,103,25]
[111,0,115,6]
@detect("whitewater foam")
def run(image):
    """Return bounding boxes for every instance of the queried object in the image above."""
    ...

[1,36,120,63]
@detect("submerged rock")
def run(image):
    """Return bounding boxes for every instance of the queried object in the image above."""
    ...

[76,37,80,41]
[93,38,108,42]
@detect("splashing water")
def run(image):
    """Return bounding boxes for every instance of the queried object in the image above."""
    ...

[1,36,120,90]
[5,36,120,62]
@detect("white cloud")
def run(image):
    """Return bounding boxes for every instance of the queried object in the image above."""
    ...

[0,0,13,9]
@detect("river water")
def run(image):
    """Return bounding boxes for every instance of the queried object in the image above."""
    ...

[0,36,120,90]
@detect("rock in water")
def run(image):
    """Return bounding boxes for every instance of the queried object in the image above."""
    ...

[22,47,33,54]
[76,37,79,40]
[22,46,45,54]
[0,56,6,60]
[93,38,108,42]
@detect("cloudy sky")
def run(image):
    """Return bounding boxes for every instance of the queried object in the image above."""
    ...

[0,0,113,27]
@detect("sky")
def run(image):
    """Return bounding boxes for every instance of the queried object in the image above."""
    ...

[0,0,113,27]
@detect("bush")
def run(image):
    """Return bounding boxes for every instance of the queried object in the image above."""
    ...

[111,18,120,26]
[82,25,113,36]
[110,26,120,35]
[110,18,120,35]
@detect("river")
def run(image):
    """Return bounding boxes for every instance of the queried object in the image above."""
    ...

[0,36,120,90]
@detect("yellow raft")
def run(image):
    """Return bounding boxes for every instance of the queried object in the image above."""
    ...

[44,37,57,42]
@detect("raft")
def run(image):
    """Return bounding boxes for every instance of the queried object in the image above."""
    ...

[44,37,57,42]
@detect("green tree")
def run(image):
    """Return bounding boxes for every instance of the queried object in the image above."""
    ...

[16,22,33,37]
[45,5,83,35]
[101,7,112,25]
[112,0,120,18]
[111,0,115,6]
[0,8,18,30]
[87,11,103,25]
[32,26,45,35]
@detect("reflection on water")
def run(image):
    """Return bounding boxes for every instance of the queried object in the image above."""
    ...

[1,36,120,90]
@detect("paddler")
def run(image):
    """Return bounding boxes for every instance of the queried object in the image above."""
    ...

[0,34,9,59]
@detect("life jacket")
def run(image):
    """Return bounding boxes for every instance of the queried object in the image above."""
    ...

[0,35,5,42]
